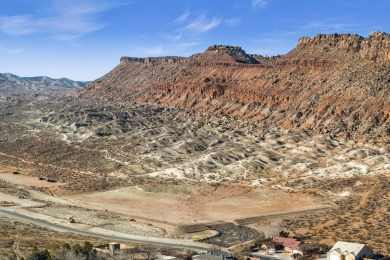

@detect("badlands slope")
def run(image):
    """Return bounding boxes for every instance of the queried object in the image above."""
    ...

[82,32,390,145]
[0,32,389,251]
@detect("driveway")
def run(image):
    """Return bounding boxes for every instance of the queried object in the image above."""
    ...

[249,251,292,260]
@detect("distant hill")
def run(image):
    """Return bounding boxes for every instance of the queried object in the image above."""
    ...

[81,31,390,144]
[0,73,89,93]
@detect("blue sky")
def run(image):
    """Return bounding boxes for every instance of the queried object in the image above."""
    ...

[0,0,389,81]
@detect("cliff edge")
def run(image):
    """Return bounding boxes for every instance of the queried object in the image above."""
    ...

[81,32,390,145]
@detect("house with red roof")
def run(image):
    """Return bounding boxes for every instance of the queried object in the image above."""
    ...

[271,237,303,254]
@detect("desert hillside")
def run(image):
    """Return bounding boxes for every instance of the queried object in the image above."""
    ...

[81,32,390,145]
[0,32,389,255]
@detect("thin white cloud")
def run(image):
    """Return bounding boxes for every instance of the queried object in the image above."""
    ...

[225,18,241,27]
[0,0,125,41]
[132,42,200,57]
[163,33,183,42]
[172,34,183,41]
[299,21,376,35]
[0,43,23,54]
[185,14,222,33]
[249,38,283,44]
[177,42,199,48]
[0,16,36,36]
[142,46,165,56]
[303,22,346,31]
[175,10,190,23]
[252,0,268,8]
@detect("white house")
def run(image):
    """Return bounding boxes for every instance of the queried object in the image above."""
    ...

[327,241,374,260]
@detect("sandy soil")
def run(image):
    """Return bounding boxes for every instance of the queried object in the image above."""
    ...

[0,169,64,188]
[66,185,327,225]
[0,191,45,208]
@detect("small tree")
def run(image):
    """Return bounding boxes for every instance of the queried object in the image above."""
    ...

[254,232,267,246]
[115,246,140,260]
[319,244,331,254]
[182,250,197,260]
[140,245,156,260]
[27,251,48,260]
[54,249,85,260]
[279,230,290,237]
[62,243,71,250]
[82,241,94,255]
[27,246,52,260]
[160,246,176,256]
[32,246,39,254]
[72,243,82,255]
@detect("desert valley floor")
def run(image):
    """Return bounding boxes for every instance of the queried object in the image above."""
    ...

[0,94,389,255]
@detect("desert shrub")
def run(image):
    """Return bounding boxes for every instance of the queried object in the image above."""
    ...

[279,230,290,237]
[27,251,49,260]
[27,247,51,260]
[82,241,94,256]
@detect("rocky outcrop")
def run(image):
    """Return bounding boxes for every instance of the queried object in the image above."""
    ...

[296,32,390,62]
[80,32,390,145]
[191,45,259,64]
[120,56,188,65]
[360,31,390,61]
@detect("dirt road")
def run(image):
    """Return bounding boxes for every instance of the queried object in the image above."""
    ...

[0,208,212,252]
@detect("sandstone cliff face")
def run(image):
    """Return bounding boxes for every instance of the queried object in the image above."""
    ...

[81,32,390,145]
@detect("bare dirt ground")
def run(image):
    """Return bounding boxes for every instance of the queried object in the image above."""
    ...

[0,191,45,208]
[0,96,388,252]
[66,185,327,225]
[0,169,65,188]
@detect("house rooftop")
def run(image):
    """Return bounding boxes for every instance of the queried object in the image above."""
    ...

[193,250,233,260]
[329,241,366,256]
[271,237,302,249]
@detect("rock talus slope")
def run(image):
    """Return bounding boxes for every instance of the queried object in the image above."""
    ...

[81,32,390,145]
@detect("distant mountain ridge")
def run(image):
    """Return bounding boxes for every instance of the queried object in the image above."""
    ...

[0,73,89,93]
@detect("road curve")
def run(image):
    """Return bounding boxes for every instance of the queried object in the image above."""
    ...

[0,208,212,252]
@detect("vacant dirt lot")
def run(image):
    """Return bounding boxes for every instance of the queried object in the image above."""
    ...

[66,185,328,225]
[0,169,65,188]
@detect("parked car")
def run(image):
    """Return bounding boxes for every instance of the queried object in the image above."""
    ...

[267,249,276,255]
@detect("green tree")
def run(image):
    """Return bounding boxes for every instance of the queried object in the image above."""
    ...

[72,243,82,255]
[82,241,93,255]
[27,251,48,260]
[42,249,52,260]
[279,230,290,237]
[62,243,71,250]
[32,246,39,254]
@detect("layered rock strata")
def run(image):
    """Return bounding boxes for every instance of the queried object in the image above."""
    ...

[81,32,390,144]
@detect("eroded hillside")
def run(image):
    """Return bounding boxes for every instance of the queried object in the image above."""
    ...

[82,32,390,145]
[0,32,389,254]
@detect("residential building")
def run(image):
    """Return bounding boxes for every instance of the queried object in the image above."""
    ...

[271,236,303,254]
[327,241,374,260]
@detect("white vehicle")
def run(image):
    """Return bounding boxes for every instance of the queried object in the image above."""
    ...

[267,248,276,255]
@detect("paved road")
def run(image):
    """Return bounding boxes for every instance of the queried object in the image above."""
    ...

[0,209,212,252]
